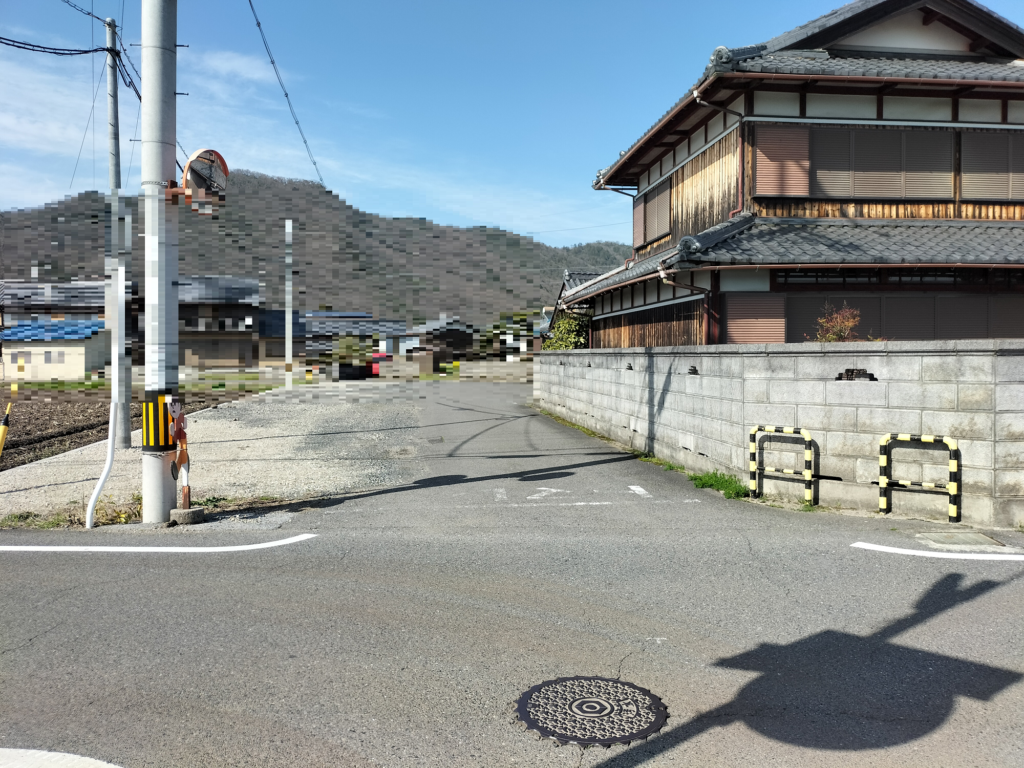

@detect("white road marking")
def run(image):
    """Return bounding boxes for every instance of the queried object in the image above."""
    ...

[646,637,667,644]
[0,533,318,554]
[851,542,1024,561]
[628,486,652,497]
[0,749,123,767]
[494,488,507,501]
[526,487,567,500]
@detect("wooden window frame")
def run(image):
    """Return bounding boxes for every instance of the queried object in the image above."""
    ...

[770,268,1024,293]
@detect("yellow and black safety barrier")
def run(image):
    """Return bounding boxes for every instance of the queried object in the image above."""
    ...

[749,425,815,504]
[141,392,177,453]
[878,433,960,523]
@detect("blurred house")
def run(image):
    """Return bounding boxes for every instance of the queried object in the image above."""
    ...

[1,281,109,381]
[178,276,260,370]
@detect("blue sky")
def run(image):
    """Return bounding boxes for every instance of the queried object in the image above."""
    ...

[2,0,1022,247]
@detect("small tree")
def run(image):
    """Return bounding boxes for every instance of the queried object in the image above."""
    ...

[543,313,590,350]
[807,302,860,342]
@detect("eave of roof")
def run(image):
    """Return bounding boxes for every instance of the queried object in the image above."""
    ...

[561,215,1024,303]
[596,0,1024,190]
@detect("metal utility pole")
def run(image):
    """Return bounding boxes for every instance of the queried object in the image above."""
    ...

[285,219,293,390]
[140,0,179,522]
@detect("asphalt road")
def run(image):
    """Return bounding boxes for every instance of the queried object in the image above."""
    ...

[1,381,1022,767]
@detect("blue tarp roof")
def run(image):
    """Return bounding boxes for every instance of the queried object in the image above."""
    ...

[1,320,104,341]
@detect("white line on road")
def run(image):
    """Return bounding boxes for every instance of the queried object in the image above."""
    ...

[526,487,567,500]
[628,486,652,497]
[852,542,1024,561]
[494,488,507,501]
[0,749,123,767]
[0,533,318,554]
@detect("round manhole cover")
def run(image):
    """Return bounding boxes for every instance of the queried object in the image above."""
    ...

[515,676,668,747]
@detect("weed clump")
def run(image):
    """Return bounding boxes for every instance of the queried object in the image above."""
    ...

[689,470,749,499]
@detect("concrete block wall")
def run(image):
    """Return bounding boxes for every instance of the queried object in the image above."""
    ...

[534,340,1024,528]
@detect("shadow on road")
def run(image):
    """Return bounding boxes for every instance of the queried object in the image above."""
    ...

[591,573,1023,766]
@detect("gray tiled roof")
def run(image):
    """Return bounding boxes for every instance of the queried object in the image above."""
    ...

[762,0,1024,55]
[563,270,605,291]
[735,51,1024,82]
[668,216,1024,267]
[563,216,1024,302]
[596,0,1024,187]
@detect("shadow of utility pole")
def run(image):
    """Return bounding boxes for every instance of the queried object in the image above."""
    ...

[591,573,1023,766]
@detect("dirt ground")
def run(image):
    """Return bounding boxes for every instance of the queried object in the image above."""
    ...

[0,391,231,472]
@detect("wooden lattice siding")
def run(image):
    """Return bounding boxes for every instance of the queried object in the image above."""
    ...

[671,129,740,243]
[754,200,1024,220]
[592,302,703,348]
[633,234,673,260]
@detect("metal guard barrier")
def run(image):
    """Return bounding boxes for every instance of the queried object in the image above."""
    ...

[878,433,960,523]
[749,425,815,505]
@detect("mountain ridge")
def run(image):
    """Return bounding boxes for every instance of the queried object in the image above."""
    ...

[0,169,628,327]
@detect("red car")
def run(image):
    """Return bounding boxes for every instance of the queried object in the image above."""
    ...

[368,352,392,376]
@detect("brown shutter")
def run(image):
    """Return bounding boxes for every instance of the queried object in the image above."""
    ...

[853,130,903,198]
[883,296,935,340]
[936,296,988,339]
[645,179,670,240]
[755,125,809,196]
[962,132,1010,200]
[810,129,852,198]
[785,294,825,342]
[905,131,954,199]
[990,295,1024,337]
[1012,135,1024,200]
[724,293,786,343]
[632,194,645,247]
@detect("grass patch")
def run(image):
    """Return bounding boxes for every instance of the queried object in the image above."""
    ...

[194,495,232,508]
[535,408,608,442]
[0,492,142,529]
[639,455,686,473]
[689,470,750,499]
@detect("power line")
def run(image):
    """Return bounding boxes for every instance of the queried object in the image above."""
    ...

[246,0,325,187]
[70,63,108,188]
[528,222,630,234]
[116,33,140,83]
[59,0,105,23]
[124,99,141,189]
[0,35,109,56]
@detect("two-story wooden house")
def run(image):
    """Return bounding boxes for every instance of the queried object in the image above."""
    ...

[562,0,1024,345]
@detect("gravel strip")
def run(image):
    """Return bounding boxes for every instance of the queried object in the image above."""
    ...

[0,382,423,518]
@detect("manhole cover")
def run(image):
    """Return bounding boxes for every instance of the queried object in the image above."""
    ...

[515,676,668,747]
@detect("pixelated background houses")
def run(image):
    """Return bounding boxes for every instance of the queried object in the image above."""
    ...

[0,170,627,376]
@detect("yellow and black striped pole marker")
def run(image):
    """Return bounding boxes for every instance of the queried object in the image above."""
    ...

[0,403,11,463]
[878,433,891,513]
[750,425,816,505]
[749,426,758,496]
[141,391,176,453]
[877,434,960,523]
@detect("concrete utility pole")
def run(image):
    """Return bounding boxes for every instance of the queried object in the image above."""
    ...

[140,0,179,522]
[106,19,121,192]
[285,219,293,390]
[105,18,132,449]
[90,18,130,526]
